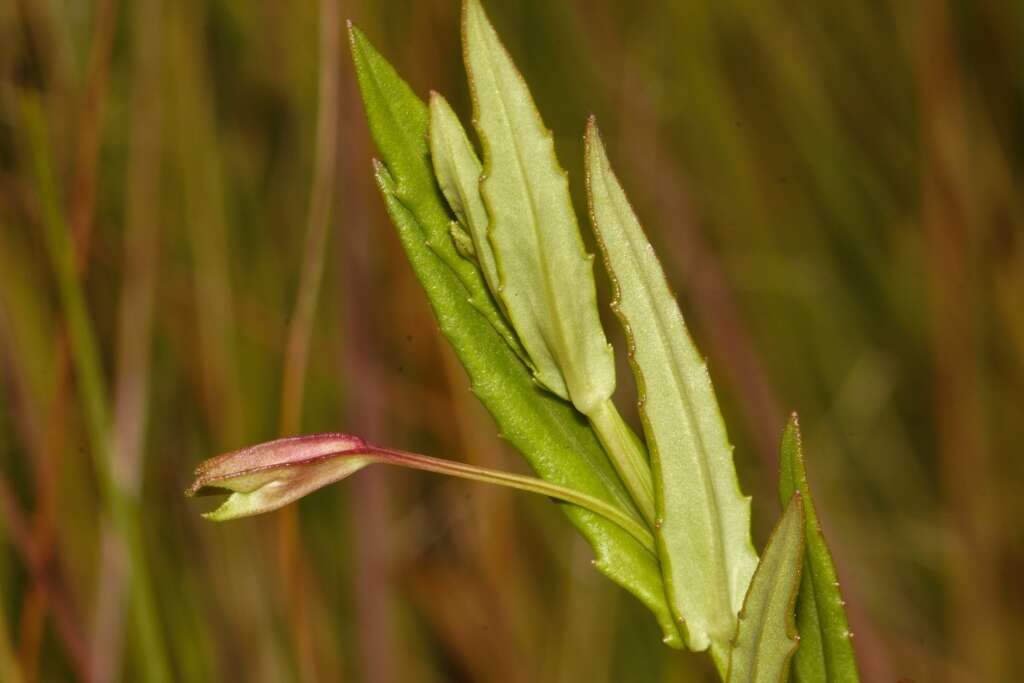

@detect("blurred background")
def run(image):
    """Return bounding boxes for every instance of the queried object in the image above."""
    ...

[1,0,1022,681]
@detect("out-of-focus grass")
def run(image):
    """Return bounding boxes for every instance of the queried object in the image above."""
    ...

[1,1,1022,681]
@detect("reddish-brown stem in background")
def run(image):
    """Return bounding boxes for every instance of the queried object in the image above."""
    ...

[275,0,343,679]
[0,479,90,681]
[89,0,163,679]
[0,308,89,681]
[337,18,399,675]
[7,0,118,674]
[67,0,119,270]
[912,2,1003,679]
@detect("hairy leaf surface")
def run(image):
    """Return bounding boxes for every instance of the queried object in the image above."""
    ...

[727,495,805,683]
[585,120,758,653]
[779,415,861,682]
[462,0,615,414]
[349,27,684,647]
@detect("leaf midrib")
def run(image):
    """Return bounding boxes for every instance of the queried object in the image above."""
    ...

[474,24,572,391]
[748,554,796,682]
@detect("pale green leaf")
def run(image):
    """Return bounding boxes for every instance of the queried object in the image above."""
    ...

[585,120,758,654]
[462,0,614,415]
[727,495,805,683]
[461,1,655,528]
[348,27,685,647]
[779,415,861,682]
[429,93,501,299]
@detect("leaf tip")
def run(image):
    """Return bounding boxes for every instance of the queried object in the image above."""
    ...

[585,113,600,141]
[784,411,802,443]
[346,21,364,53]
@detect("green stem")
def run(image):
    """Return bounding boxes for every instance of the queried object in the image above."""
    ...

[22,96,172,683]
[587,399,657,528]
[378,448,657,553]
[711,641,730,681]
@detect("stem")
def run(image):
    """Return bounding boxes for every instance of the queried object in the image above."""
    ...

[710,641,730,681]
[277,2,342,678]
[381,447,656,554]
[587,399,657,528]
[23,96,172,683]
[92,0,163,677]
[0,525,23,683]
[279,0,341,436]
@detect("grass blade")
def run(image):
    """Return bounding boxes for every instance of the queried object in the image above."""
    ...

[779,415,861,682]
[727,494,805,683]
[22,95,172,683]
[585,120,758,655]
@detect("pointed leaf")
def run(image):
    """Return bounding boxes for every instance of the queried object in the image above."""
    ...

[374,160,683,648]
[187,433,654,551]
[429,92,502,303]
[462,0,615,414]
[461,2,656,527]
[348,23,523,360]
[586,120,758,652]
[727,495,805,683]
[348,29,684,646]
[779,415,861,682]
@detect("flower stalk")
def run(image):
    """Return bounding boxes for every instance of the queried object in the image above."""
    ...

[187,433,655,554]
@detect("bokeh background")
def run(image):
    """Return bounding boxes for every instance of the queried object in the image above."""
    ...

[2,0,1023,681]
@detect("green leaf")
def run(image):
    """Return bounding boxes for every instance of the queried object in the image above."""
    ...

[779,415,861,682]
[347,22,523,362]
[585,120,758,654]
[375,159,683,649]
[349,27,685,648]
[461,1,656,528]
[187,433,654,551]
[429,92,502,305]
[462,0,614,415]
[727,495,805,683]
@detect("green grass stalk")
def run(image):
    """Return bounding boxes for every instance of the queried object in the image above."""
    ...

[22,96,172,683]
[90,0,164,678]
